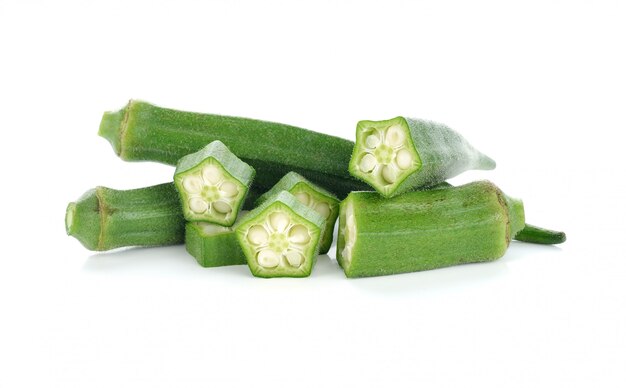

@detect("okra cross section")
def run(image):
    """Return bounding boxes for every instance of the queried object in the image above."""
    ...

[174,140,255,226]
[255,172,339,254]
[236,191,325,278]
[349,117,496,197]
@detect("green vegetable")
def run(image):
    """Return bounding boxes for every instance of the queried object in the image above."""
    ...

[65,183,185,251]
[174,140,255,226]
[185,212,248,267]
[336,181,564,278]
[255,172,339,254]
[236,191,325,278]
[514,224,566,244]
[99,100,370,198]
[349,117,496,197]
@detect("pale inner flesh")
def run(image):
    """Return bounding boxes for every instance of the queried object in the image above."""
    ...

[293,190,332,220]
[340,201,356,267]
[180,161,242,221]
[244,210,312,270]
[356,123,416,189]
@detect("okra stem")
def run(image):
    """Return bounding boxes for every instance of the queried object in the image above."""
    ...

[515,224,567,245]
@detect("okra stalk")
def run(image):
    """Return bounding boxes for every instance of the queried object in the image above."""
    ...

[349,117,496,197]
[255,172,339,254]
[65,183,185,251]
[99,100,370,198]
[336,181,562,278]
[514,224,566,244]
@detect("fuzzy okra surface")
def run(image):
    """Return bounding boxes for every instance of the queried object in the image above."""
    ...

[336,181,525,278]
[99,100,370,198]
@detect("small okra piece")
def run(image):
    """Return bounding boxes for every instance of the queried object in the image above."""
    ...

[65,183,185,251]
[336,181,565,278]
[255,172,339,254]
[236,191,325,278]
[185,211,248,268]
[174,140,255,226]
[349,117,496,197]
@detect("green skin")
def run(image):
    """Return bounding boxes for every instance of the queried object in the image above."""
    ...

[514,224,566,244]
[236,191,325,278]
[185,222,247,267]
[66,183,264,252]
[255,172,339,255]
[99,100,370,198]
[65,183,186,251]
[174,140,255,226]
[349,117,496,197]
[336,181,527,278]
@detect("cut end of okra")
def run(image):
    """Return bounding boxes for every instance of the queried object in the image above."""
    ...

[185,211,249,268]
[174,141,255,226]
[255,172,340,254]
[236,191,324,278]
[349,117,422,197]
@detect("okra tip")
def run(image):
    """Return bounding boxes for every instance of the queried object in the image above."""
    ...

[65,202,76,235]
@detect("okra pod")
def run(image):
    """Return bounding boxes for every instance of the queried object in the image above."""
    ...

[336,181,563,278]
[255,172,339,254]
[65,183,185,251]
[349,117,496,197]
[185,214,248,268]
[174,140,255,226]
[99,100,370,198]
[236,191,325,278]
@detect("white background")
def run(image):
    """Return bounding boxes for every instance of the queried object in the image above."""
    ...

[1,0,624,387]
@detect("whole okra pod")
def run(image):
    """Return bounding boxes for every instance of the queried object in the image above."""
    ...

[336,181,565,278]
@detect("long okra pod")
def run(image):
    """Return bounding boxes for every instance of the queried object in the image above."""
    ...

[336,181,564,278]
[99,100,370,198]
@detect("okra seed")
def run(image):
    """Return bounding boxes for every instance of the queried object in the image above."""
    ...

[182,176,203,194]
[269,211,290,233]
[381,164,398,184]
[396,149,412,170]
[257,249,280,268]
[219,181,239,197]
[284,250,304,267]
[189,197,209,213]
[212,200,232,214]
[365,134,381,149]
[247,225,269,245]
[295,192,310,205]
[359,153,377,173]
[314,202,331,219]
[288,224,311,244]
[202,165,222,184]
[386,125,405,147]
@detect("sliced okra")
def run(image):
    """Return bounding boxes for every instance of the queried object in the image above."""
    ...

[255,172,339,254]
[236,191,325,278]
[185,211,248,268]
[349,117,496,197]
[174,140,255,226]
